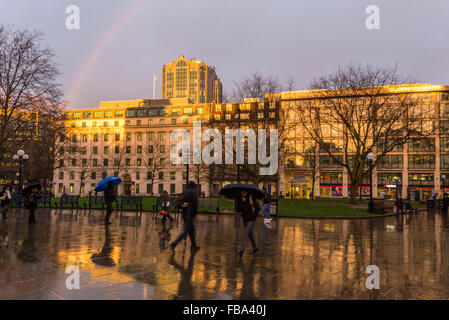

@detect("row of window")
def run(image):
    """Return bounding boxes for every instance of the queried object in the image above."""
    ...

[70,117,199,128]
[59,157,172,168]
[65,106,205,120]
[318,172,436,186]
[70,130,192,143]
[59,170,187,181]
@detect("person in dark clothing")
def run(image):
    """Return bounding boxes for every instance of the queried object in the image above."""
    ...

[395,195,404,214]
[236,190,260,257]
[104,181,116,225]
[442,193,449,213]
[0,186,12,219]
[24,187,40,224]
[261,187,272,224]
[170,181,199,252]
[160,190,174,225]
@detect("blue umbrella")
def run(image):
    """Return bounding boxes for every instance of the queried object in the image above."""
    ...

[95,176,122,193]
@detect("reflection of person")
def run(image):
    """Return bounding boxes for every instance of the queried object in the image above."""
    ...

[91,225,115,267]
[24,187,41,224]
[0,186,12,219]
[442,193,449,213]
[169,250,198,299]
[104,181,116,225]
[170,181,199,252]
[158,223,172,252]
[17,225,40,263]
[236,190,260,257]
[238,258,258,299]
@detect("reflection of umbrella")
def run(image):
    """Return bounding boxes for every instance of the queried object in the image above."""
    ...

[22,183,42,196]
[91,226,115,267]
[219,183,265,200]
[94,177,122,193]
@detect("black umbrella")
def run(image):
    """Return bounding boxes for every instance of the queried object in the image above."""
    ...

[22,183,42,196]
[219,183,265,200]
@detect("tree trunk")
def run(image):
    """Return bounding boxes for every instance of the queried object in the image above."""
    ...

[349,177,358,204]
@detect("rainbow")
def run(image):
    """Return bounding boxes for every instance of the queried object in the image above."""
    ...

[66,0,146,108]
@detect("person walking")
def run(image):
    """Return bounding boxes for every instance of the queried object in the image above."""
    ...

[24,187,41,224]
[0,186,12,219]
[261,187,272,225]
[442,193,449,214]
[236,190,260,258]
[395,195,404,214]
[160,190,174,225]
[170,181,200,253]
[104,181,116,225]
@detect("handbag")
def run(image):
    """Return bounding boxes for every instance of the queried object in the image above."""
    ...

[159,209,168,216]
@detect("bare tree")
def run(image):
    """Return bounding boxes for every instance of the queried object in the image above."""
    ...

[0,26,63,166]
[142,136,164,195]
[296,64,429,203]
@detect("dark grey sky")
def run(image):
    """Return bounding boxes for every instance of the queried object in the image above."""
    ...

[1,0,448,109]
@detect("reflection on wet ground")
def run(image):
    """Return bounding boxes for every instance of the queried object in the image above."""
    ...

[1,208,449,299]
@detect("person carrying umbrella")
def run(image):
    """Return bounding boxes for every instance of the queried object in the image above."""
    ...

[23,184,41,224]
[236,189,260,257]
[170,181,200,253]
[104,181,117,225]
[160,190,174,225]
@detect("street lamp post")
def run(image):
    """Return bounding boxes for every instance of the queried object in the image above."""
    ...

[367,153,374,213]
[12,149,29,194]
[178,142,190,189]
[236,105,241,183]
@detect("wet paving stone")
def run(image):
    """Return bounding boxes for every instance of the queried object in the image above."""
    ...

[1,208,449,299]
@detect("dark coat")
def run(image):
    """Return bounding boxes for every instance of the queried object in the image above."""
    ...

[176,181,198,220]
[0,190,11,207]
[236,194,260,223]
[24,191,40,209]
[263,191,271,204]
[104,186,116,204]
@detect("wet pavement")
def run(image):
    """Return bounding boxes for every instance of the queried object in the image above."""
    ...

[1,208,449,300]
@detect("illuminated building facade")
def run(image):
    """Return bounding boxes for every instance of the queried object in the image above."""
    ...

[161,56,222,104]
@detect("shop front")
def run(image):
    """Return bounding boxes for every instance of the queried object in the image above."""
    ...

[407,173,434,201]
[286,173,313,199]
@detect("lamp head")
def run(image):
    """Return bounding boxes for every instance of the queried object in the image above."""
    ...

[17,150,25,156]
[367,153,374,161]
[443,174,446,180]
[13,155,19,160]
[23,154,29,160]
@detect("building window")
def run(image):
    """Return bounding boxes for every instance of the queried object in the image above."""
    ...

[115,146,120,154]
[93,134,98,142]
[171,108,180,116]
[148,132,154,141]
[137,158,142,166]
[91,172,96,180]
[147,184,153,194]
[183,107,193,115]
[102,172,107,179]
[160,108,168,116]
[149,109,157,117]
[148,119,153,126]
[104,111,112,118]
[160,119,165,125]
[183,118,188,124]
[137,109,146,117]
[171,119,177,125]
[92,159,98,166]
[83,112,91,119]
[137,145,142,154]
[59,172,63,179]
[441,155,449,169]
[126,110,135,117]
[69,172,75,180]
[136,172,140,180]
[103,159,109,166]
[148,145,154,153]
[126,133,131,141]
[170,183,176,194]
[170,172,176,180]
[158,183,164,194]
[147,172,152,180]
[93,146,98,154]
[94,111,102,118]
[104,134,109,142]
[58,183,64,193]
[137,132,142,141]
[159,172,164,180]
[408,173,434,186]
[126,158,131,166]
[135,184,140,194]
[71,159,76,166]
[160,158,165,166]
[159,132,166,140]
[126,146,131,153]
[104,146,109,154]
[115,110,124,117]
[160,145,166,153]
[115,134,120,141]
[69,184,74,193]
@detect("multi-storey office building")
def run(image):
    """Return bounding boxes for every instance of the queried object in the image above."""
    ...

[55,83,449,200]
[280,84,449,201]
[161,56,223,103]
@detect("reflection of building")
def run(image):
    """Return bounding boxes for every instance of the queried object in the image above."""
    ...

[282,84,449,200]
[162,56,222,103]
